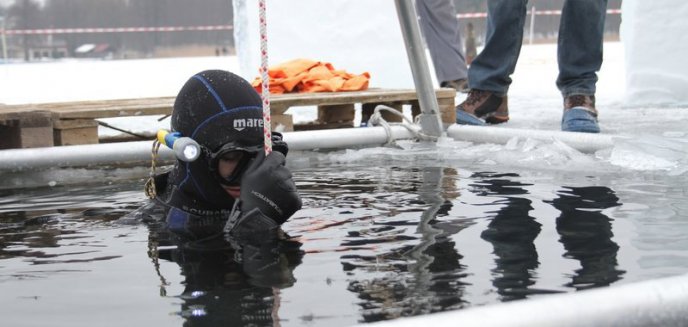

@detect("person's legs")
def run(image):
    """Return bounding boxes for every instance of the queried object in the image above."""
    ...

[416,0,468,89]
[558,0,607,133]
[457,0,528,125]
[557,0,607,97]
[468,0,528,95]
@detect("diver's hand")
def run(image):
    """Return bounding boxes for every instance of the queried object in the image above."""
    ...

[239,150,301,225]
[272,132,289,157]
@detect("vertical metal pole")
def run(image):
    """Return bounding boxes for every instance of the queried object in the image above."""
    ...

[529,6,536,45]
[1,17,7,63]
[394,0,443,138]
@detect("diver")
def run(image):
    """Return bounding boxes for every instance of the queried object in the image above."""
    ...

[123,69,304,324]
[138,69,302,243]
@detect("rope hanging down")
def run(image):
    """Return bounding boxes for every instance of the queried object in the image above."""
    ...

[259,0,272,155]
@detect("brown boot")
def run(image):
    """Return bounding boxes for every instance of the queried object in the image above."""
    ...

[456,89,509,125]
[564,94,597,115]
[562,94,599,133]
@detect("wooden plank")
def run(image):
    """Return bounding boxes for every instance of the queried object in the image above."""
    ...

[361,102,405,124]
[54,125,99,146]
[294,121,353,131]
[0,88,455,121]
[271,88,456,108]
[53,119,99,129]
[410,96,456,127]
[317,104,355,124]
[53,118,100,146]
[0,111,54,149]
[50,98,175,119]
[437,97,457,127]
[271,114,294,132]
[0,98,173,121]
[271,104,290,116]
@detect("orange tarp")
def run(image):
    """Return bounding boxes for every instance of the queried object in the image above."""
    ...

[252,58,370,94]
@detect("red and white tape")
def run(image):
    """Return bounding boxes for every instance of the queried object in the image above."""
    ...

[0,9,622,35]
[258,0,272,155]
[0,25,232,35]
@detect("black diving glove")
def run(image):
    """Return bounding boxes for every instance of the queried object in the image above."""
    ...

[235,150,301,226]
[272,132,289,157]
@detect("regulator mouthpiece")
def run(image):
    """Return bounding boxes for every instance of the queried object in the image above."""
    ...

[157,130,201,162]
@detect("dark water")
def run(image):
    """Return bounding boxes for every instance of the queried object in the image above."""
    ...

[1,153,688,327]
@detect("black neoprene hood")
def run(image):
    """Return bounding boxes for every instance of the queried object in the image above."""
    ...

[161,70,265,211]
[172,69,264,153]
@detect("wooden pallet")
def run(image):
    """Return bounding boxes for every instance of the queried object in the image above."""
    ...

[0,88,456,149]
[0,110,54,149]
[275,88,456,131]
[0,97,176,148]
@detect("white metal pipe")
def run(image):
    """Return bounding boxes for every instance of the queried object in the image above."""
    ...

[0,126,416,171]
[284,125,415,151]
[447,124,616,153]
[0,141,173,171]
[363,273,688,327]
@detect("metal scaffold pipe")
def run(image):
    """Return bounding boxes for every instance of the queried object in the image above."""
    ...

[447,125,616,153]
[0,127,417,171]
[394,0,444,138]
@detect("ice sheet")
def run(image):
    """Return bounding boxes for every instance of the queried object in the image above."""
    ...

[621,0,688,106]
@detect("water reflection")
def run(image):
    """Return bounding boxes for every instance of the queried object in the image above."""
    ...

[145,218,304,327]
[342,168,627,321]
[471,172,625,299]
[0,184,139,264]
[0,166,650,326]
[342,167,471,322]
[548,186,625,289]
[471,172,544,300]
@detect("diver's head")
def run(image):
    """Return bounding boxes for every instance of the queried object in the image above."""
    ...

[172,70,264,198]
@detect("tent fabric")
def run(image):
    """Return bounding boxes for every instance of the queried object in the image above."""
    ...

[252,58,370,94]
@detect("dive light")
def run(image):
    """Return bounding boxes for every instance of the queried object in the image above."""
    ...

[157,130,201,162]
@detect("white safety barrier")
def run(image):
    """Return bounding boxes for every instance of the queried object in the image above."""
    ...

[359,273,688,327]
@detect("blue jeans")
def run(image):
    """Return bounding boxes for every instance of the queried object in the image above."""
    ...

[468,0,608,97]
